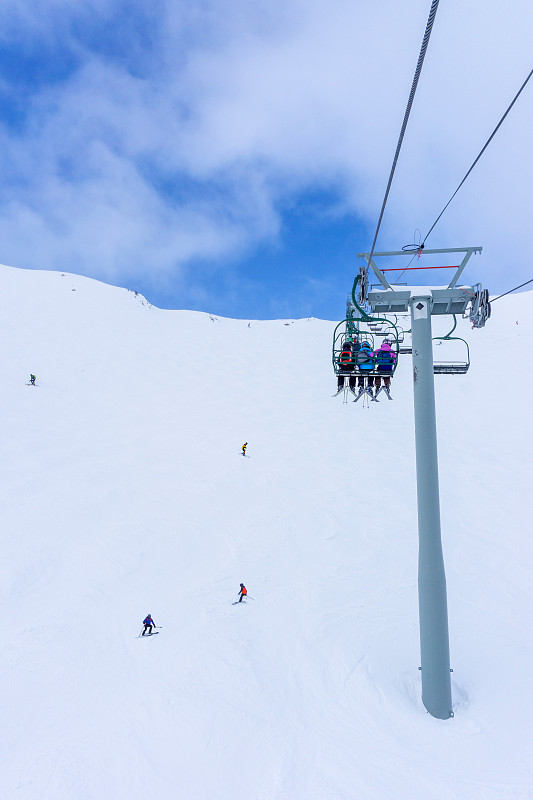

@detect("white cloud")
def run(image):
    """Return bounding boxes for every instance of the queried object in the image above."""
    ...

[0,0,531,305]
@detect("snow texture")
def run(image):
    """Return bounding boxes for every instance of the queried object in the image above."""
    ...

[0,264,531,799]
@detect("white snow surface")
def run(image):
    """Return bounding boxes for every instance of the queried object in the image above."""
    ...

[0,264,532,799]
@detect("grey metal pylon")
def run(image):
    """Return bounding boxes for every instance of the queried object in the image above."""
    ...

[410,294,452,719]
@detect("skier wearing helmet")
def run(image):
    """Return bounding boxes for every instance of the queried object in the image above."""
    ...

[238,584,247,603]
[374,340,396,399]
[354,342,376,401]
[142,614,156,635]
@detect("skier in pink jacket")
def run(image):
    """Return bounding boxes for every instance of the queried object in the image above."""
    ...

[374,340,396,400]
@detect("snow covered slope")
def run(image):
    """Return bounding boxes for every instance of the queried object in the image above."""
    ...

[0,264,531,800]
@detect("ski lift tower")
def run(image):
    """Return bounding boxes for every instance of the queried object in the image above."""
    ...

[357,246,490,720]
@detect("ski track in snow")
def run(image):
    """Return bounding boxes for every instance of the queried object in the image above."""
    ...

[0,264,532,799]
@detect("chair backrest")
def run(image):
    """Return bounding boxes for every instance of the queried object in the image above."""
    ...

[376,349,394,364]
[356,349,374,368]
[339,349,354,365]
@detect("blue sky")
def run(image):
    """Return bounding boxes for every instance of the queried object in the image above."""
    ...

[0,0,531,319]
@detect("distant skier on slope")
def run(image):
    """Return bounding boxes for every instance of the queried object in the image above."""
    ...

[242,442,248,457]
[238,583,247,602]
[142,614,156,635]
[29,374,36,385]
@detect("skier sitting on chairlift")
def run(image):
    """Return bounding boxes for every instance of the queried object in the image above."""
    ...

[337,340,354,390]
[373,340,396,400]
[337,337,361,393]
[354,342,376,401]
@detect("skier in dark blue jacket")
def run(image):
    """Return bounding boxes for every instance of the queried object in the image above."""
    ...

[142,614,156,635]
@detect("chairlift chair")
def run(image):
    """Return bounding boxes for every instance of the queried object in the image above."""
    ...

[332,323,400,380]
[367,320,387,333]
[377,323,405,343]
[332,272,401,395]
[432,315,470,374]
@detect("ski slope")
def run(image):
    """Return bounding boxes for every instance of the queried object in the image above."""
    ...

[0,264,532,800]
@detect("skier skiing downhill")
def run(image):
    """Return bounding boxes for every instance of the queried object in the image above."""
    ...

[242,442,248,457]
[238,584,247,602]
[29,374,36,385]
[142,614,156,635]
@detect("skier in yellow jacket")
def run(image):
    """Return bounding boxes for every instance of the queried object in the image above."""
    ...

[242,442,248,457]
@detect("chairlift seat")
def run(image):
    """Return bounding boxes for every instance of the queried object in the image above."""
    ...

[433,362,469,375]
[432,330,470,375]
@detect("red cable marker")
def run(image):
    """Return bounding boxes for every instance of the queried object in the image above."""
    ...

[381,265,459,272]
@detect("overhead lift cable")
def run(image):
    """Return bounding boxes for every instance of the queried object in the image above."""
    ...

[423,67,533,246]
[366,0,440,270]
[491,277,533,303]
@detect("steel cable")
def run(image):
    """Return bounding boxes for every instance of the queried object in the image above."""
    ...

[366,0,440,271]
[491,277,533,303]
[423,67,533,245]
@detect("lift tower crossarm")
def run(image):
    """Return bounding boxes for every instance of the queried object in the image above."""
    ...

[357,247,482,293]
[359,247,481,257]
